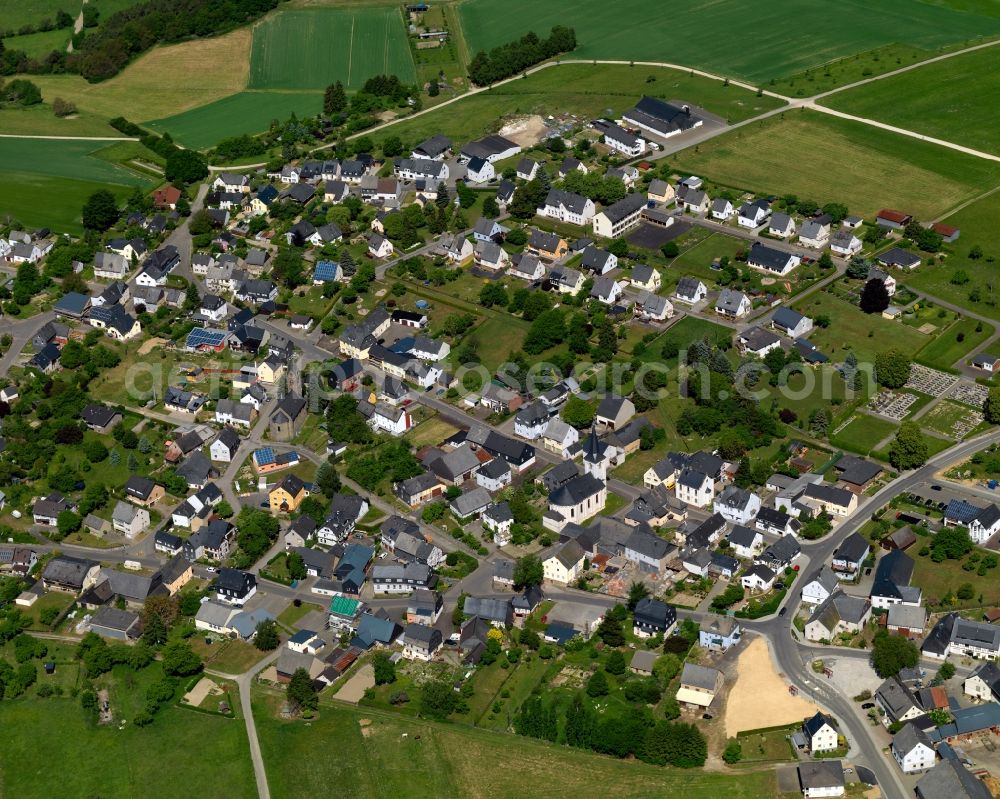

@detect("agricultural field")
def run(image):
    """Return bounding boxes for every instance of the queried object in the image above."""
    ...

[147,91,322,150]
[0,138,156,234]
[367,63,782,152]
[0,698,255,799]
[821,46,1000,155]
[672,111,1000,220]
[459,0,1000,84]
[3,0,77,31]
[254,695,777,799]
[2,27,70,58]
[21,26,253,124]
[249,7,417,91]
[904,192,1000,321]
[0,104,120,137]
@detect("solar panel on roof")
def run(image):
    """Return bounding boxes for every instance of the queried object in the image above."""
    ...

[945,499,979,523]
[186,328,227,348]
[254,447,275,466]
[313,261,339,281]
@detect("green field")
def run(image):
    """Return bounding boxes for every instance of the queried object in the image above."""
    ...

[249,7,417,91]
[822,46,1000,155]
[830,414,899,455]
[794,291,930,364]
[366,63,782,152]
[916,317,994,369]
[904,192,1000,321]
[3,26,69,58]
[147,90,322,149]
[0,700,255,799]
[459,0,1000,83]
[255,697,777,799]
[0,138,156,233]
[3,0,76,31]
[672,110,1000,220]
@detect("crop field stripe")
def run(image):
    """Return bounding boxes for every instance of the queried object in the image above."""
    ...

[347,15,355,85]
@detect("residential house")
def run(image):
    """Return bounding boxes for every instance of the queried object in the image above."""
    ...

[715,288,752,318]
[402,624,442,661]
[473,240,510,272]
[748,242,800,275]
[727,524,763,558]
[964,662,1000,702]
[878,247,922,271]
[541,539,586,583]
[738,326,782,357]
[515,157,539,181]
[803,712,839,753]
[268,473,307,513]
[483,502,514,546]
[590,275,622,305]
[711,198,735,221]
[538,188,596,226]
[591,193,646,238]
[580,246,617,275]
[798,217,832,249]
[677,662,724,708]
[875,677,924,725]
[634,290,673,321]
[922,613,1000,662]
[464,157,495,183]
[509,252,546,282]
[892,723,937,774]
[832,533,870,579]
[805,590,871,642]
[738,199,771,228]
[801,565,840,605]
[528,229,569,260]
[768,212,797,239]
[675,469,714,508]
[871,550,920,609]
[550,265,585,296]
[632,596,677,638]
[771,307,814,339]
[742,563,776,592]
[674,276,708,305]
[797,761,845,798]
[699,617,742,652]
[831,228,863,257]
[683,189,710,214]
[42,556,99,593]
[111,501,149,539]
[629,263,660,292]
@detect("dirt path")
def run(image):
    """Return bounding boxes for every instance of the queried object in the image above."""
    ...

[333,663,375,704]
[724,636,819,737]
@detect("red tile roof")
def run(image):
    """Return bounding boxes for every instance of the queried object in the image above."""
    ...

[877,209,911,224]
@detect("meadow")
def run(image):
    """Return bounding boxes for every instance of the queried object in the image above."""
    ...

[249,7,417,91]
[904,192,1000,321]
[147,91,322,150]
[0,698,255,799]
[365,63,782,152]
[821,46,1000,155]
[254,696,777,799]
[670,110,1000,220]
[0,138,156,233]
[459,0,1000,84]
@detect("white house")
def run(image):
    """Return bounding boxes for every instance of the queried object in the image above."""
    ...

[738,199,771,229]
[538,188,596,226]
[747,242,800,276]
[798,218,831,249]
[710,198,735,221]
[797,762,845,799]
[111,501,149,539]
[713,485,760,525]
[370,403,412,436]
[803,712,839,753]
[674,277,707,305]
[741,563,776,592]
[800,565,840,606]
[675,469,714,508]
[545,474,607,532]
[891,724,937,774]
[771,307,813,339]
[465,157,495,184]
[830,229,863,257]
[726,525,763,559]
[768,212,796,239]
[715,288,752,318]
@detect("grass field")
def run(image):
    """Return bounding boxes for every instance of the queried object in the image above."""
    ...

[821,46,1000,155]
[249,7,417,91]
[255,696,777,799]
[916,317,994,369]
[21,27,252,124]
[0,104,120,137]
[672,111,1000,220]
[905,192,1000,321]
[0,138,156,233]
[830,414,899,455]
[3,27,70,58]
[459,0,1000,84]
[0,699,255,799]
[794,291,929,363]
[3,0,76,31]
[368,63,782,152]
[912,546,1000,609]
[147,90,322,149]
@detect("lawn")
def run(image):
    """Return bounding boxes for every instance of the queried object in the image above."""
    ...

[147,90,322,150]
[904,192,1000,321]
[190,636,271,676]
[916,317,994,370]
[793,290,929,363]
[821,46,1000,156]
[912,547,1000,609]
[654,316,736,363]
[369,63,782,152]
[249,7,417,91]
[0,104,121,137]
[3,26,70,58]
[0,138,157,233]
[671,110,1000,220]
[469,315,530,372]
[0,697,255,799]
[459,0,999,83]
[255,696,777,799]
[668,231,748,282]
[406,415,460,448]
[829,414,899,455]
[735,726,797,763]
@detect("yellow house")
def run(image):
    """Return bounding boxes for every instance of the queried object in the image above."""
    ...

[257,356,286,386]
[269,474,307,513]
[542,540,585,584]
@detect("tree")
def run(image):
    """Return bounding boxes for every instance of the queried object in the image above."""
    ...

[161,642,202,677]
[931,527,972,561]
[596,612,625,647]
[626,581,650,611]
[722,740,743,764]
[888,421,928,470]
[938,661,956,681]
[419,679,457,720]
[860,278,890,314]
[479,282,508,308]
[871,632,920,678]
[875,349,912,389]
[562,395,596,428]
[985,386,1000,424]
[287,667,318,713]
[605,650,626,675]
[373,651,396,685]
[513,554,543,588]
[81,189,118,232]
[565,692,596,748]
[165,149,208,185]
[56,510,81,539]
[254,619,280,651]
[287,551,307,581]
[586,669,609,697]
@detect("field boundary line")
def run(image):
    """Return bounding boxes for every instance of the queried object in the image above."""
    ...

[0,134,137,141]
[347,14,356,85]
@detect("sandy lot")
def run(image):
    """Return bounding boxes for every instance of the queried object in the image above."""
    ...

[724,637,819,737]
[333,663,374,704]
[137,336,167,356]
[499,115,548,147]
[183,676,221,707]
